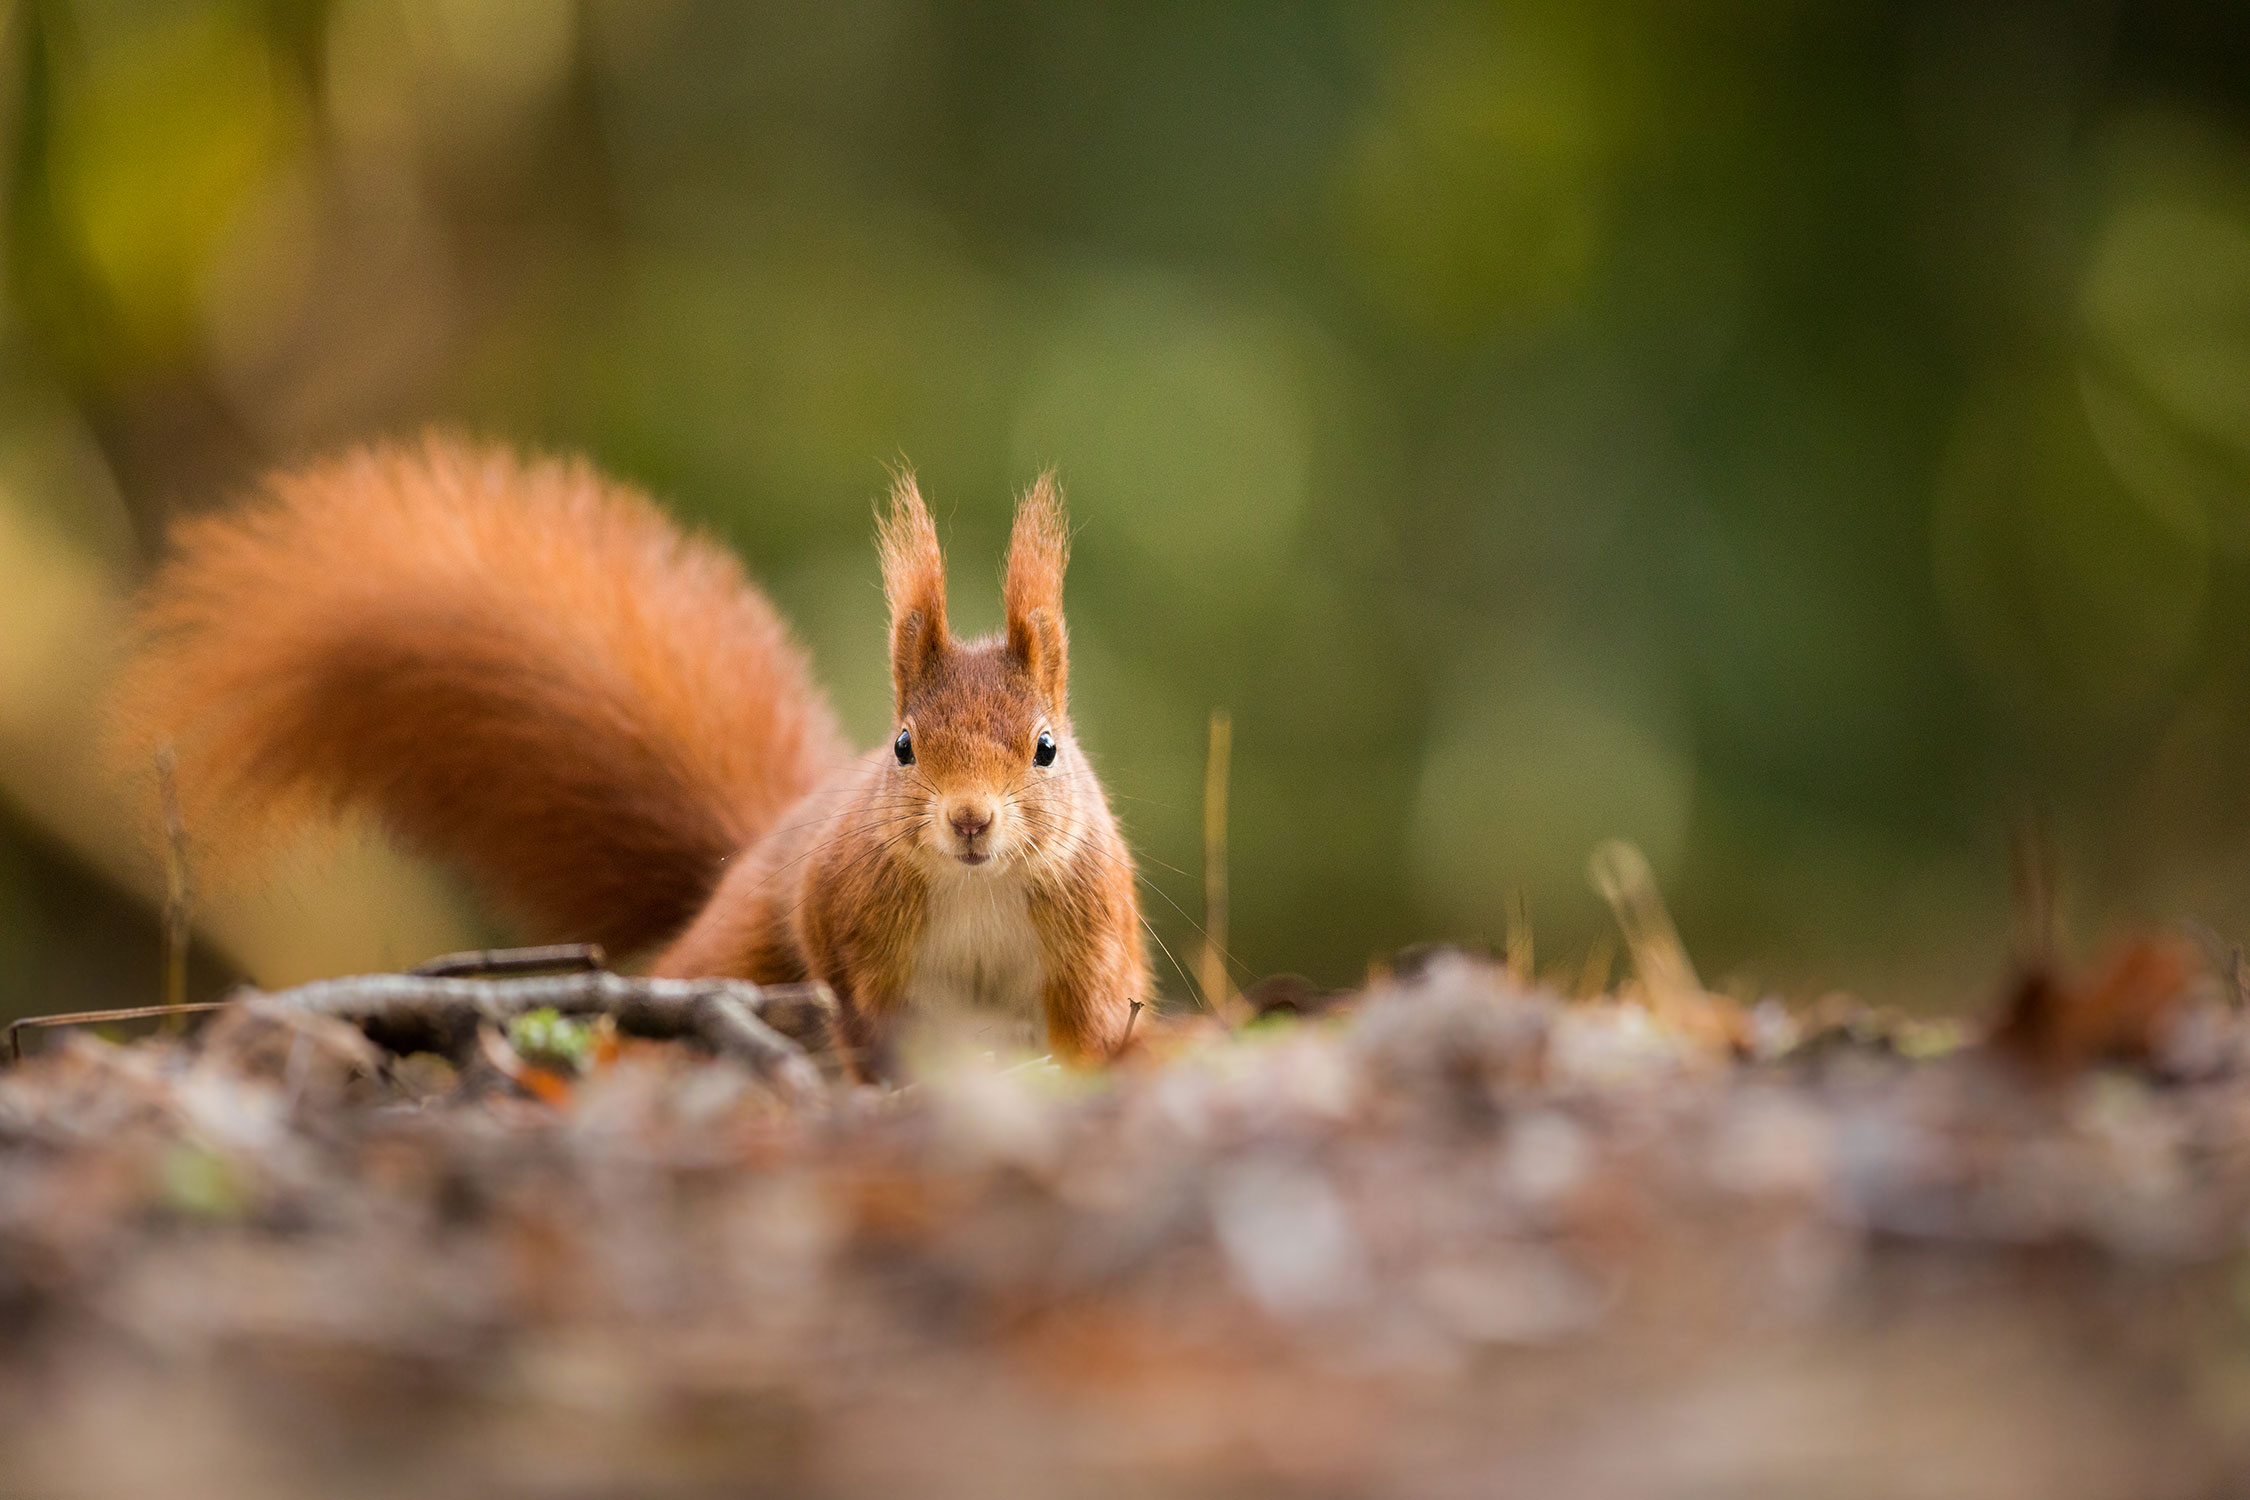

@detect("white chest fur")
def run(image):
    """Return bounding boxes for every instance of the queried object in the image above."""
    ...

[900,867,1047,1060]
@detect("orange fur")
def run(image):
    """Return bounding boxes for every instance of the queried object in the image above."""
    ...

[1003,470,1069,712]
[114,440,1148,1072]
[877,470,948,705]
[110,435,845,956]
[658,471,1146,1071]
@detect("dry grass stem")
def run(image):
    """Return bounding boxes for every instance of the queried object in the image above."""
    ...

[1201,707,1238,1022]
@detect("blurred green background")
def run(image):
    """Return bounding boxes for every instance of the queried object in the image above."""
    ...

[4,0,2250,1017]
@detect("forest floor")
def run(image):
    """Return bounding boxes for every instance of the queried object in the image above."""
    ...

[3,937,2249,1500]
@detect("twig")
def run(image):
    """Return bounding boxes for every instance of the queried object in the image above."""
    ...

[1112,999,1145,1059]
[413,943,607,978]
[7,944,612,1064]
[7,1001,234,1064]
[5,962,839,1101]
[262,972,833,1104]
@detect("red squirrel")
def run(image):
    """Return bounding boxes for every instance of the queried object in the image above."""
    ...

[110,435,1148,1071]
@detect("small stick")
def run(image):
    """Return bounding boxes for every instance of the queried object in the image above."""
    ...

[3,973,836,1101]
[155,747,191,1014]
[268,971,831,1104]
[1201,708,1235,1020]
[7,1001,234,1064]
[1111,998,1145,1059]
[413,944,607,978]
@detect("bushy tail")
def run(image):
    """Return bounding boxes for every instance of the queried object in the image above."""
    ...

[110,434,845,956]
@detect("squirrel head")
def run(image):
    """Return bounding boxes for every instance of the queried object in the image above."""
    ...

[877,470,1085,873]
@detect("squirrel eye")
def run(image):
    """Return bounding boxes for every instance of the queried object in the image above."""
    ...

[1033,729,1057,767]
[894,727,914,766]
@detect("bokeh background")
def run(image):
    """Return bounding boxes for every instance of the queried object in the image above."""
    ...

[4,0,2250,1019]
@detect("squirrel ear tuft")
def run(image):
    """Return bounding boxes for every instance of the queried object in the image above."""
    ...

[1004,471,1070,711]
[879,469,947,703]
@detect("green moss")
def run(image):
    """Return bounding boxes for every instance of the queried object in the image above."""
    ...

[507,1008,595,1074]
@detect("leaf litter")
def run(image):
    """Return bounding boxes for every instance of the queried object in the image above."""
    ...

[5,941,2250,1498]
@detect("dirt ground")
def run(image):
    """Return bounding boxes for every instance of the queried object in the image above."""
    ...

[5,949,2250,1499]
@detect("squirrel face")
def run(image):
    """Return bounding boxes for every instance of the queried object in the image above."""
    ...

[878,470,1079,876]
[891,643,1076,871]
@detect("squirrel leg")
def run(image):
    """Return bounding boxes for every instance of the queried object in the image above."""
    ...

[824,973,909,1085]
[1031,877,1144,1063]
[1041,969,1138,1064]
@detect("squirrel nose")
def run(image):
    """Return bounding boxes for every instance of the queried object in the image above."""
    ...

[948,803,995,842]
